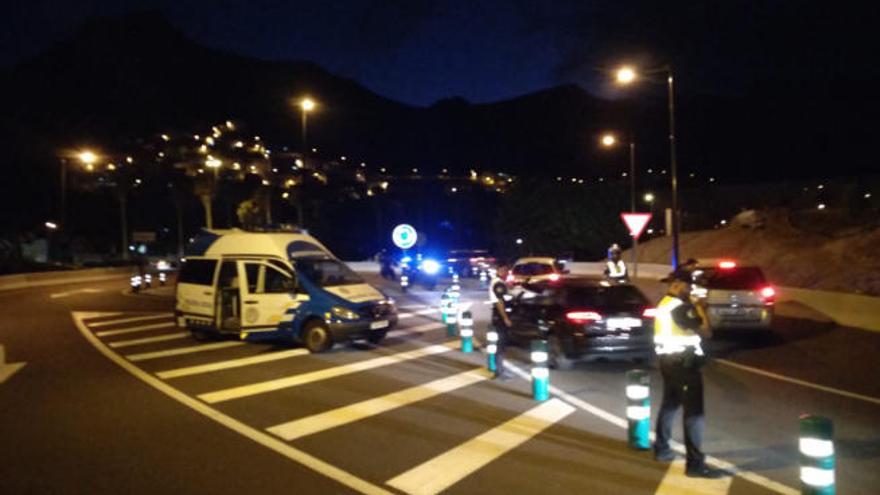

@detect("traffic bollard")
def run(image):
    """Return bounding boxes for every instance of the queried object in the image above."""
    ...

[530,339,549,401]
[459,310,473,353]
[144,273,152,288]
[440,292,450,324]
[486,329,498,372]
[130,275,142,293]
[799,415,835,495]
[479,270,488,289]
[626,370,651,450]
[400,274,409,292]
[159,272,167,285]
[452,273,460,285]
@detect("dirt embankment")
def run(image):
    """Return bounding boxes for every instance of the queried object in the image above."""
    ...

[628,210,880,296]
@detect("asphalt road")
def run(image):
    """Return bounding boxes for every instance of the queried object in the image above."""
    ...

[1,274,878,494]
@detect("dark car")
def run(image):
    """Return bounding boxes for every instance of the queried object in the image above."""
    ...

[506,277,655,369]
[445,249,496,278]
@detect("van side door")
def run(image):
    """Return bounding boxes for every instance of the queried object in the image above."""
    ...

[176,258,219,325]
[240,261,304,333]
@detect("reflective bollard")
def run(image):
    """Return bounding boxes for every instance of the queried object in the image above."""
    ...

[626,369,651,450]
[800,415,835,495]
[530,339,549,401]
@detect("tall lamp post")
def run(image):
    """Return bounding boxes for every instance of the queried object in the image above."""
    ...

[299,97,316,151]
[615,65,681,268]
[601,132,639,275]
[61,150,98,230]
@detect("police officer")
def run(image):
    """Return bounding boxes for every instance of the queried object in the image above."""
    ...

[488,263,513,380]
[653,271,726,478]
[604,244,628,283]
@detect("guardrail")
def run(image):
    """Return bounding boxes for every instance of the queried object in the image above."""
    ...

[0,267,132,292]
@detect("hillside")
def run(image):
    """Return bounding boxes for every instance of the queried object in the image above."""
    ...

[629,210,880,296]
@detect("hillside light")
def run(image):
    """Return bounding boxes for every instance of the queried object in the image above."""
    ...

[516,238,523,245]
[45,221,58,230]
[126,156,133,164]
[205,157,222,168]
[160,134,170,141]
[601,133,617,147]
[78,150,97,165]
[644,192,655,203]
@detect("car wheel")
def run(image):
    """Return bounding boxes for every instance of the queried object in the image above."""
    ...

[367,329,388,344]
[548,335,575,371]
[303,320,333,353]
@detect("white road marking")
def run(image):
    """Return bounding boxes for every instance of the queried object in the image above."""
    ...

[89,313,173,328]
[500,361,798,495]
[716,358,880,406]
[50,288,103,299]
[157,349,311,379]
[72,312,392,495]
[108,332,189,348]
[387,322,444,337]
[397,308,440,320]
[198,342,455,404]
[126,341,245,362]
[654,459,733,494]
[268,368,489,441]
[95,321,176,337]
[386,398,575,495]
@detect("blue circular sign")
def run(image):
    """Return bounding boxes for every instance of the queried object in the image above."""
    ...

[392,224,417,249]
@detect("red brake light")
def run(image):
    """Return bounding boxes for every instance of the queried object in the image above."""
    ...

[565,310,602,324]
[718,260,737,269]
[548,273,561,282]
[642,307,657,318]
[760,286,775,298]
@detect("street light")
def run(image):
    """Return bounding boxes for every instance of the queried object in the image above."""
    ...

[643,192,655,203]
[615,63,681,267]
[601,132,640,276]
[299,97,317,151]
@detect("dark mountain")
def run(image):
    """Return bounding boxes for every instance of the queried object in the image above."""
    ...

[0,10,874,234]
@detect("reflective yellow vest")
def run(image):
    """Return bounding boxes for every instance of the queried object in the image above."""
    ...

[654,295,704,355]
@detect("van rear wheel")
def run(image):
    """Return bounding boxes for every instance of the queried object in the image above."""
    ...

[303,321,333,353]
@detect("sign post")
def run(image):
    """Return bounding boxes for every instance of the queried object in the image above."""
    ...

[620,213,652,279]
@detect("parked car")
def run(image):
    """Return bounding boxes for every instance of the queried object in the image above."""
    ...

[506,277,655,369]
[689,259,775,331]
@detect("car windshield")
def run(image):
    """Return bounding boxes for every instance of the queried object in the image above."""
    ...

[563,285,648,310]
[701,267,766,290]
[294,258,364,287]
[513,262,555,276]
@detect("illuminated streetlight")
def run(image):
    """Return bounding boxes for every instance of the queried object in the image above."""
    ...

[515,238,523,245]
[601,133,617,147]
[298,97,317,151]
[644,192,655,203]
[616,66,637,84]
[615,62,681,267]
[78,150,97,165]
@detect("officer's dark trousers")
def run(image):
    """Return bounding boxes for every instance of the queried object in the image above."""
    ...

[655,354,706,468]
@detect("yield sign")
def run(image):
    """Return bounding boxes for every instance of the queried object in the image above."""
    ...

[621,213,652,240]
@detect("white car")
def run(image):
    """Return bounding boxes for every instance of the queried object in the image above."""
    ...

[510,257,569,285]
[689,259,775,330]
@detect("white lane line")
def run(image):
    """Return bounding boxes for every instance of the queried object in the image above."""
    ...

[50,288,103,299]
[157,349,311,379]
[716,358,880,406]
[72,312,391,495]
[387,322,445,337]
[500,361,798,495]
[268,368,489,441]
[95,321,176,337]
[386,398,575,495]
[89,313,173,327]
[126,341,245,362]
[397,308,440,320]
[655,459,732,495]
[198,342,455,404]
[108,332,189,348]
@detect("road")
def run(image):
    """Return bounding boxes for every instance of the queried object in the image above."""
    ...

[1,274,878,494]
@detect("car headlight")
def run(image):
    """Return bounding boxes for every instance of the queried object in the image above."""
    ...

[331,306,359,321]
[421,259,441,275]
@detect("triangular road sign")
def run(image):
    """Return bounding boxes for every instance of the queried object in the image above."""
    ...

[621,212,652,240]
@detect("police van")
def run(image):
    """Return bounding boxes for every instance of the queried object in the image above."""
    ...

[175,228,397,352]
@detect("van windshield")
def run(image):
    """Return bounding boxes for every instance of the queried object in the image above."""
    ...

[294,258,364,287]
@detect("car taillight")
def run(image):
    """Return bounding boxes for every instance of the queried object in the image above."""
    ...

[760,286,776,304]
[642,307,657,318]
[505,273,514,283]
[548,273,561,282]
[565,310,602,324]
[718,260,737,269]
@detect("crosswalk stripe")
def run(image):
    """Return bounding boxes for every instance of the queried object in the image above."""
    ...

[95,322,176,337]
[654,459,733,494]
[108,332,189,348]
[126,341,245,362]
[267,368,489,441]
[156,349,311,379]
[388,322,444,337]
[89,313,173,328]
[386,398,576,495]
[198,342,455,404]
[397,308,439,320]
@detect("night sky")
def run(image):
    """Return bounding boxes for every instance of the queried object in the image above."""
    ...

[3,1,877,106]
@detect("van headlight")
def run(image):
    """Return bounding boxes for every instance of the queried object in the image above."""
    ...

[331,306,359,321]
